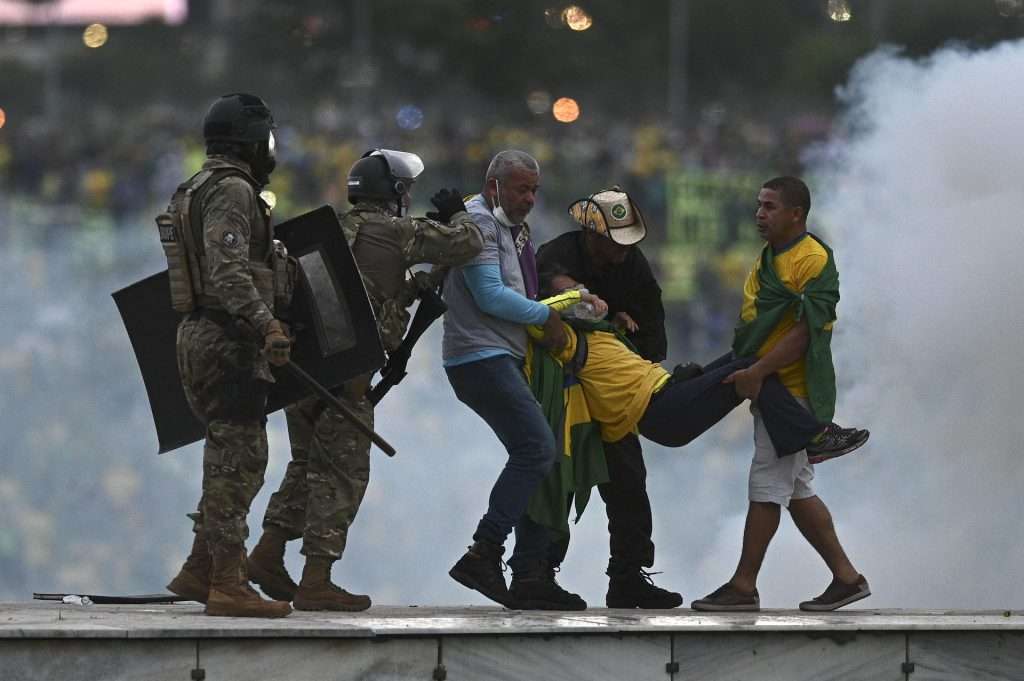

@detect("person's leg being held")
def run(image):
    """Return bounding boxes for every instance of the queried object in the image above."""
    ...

[638,358,750,447]
[755,375,826,455]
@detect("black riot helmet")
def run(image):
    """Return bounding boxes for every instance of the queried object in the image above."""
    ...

[347,149,425,215]
[203,93,277,185]
[203,93,275,144]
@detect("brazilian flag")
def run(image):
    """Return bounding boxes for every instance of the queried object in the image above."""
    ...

[732,233,840,422]
[524,337,609,544]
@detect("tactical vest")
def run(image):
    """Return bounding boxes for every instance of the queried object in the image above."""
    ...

[157,162,279,313]
[342,206,412,352]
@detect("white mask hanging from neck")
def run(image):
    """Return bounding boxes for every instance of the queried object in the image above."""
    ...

[492,179,516,227]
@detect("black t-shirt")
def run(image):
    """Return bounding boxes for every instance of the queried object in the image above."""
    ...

[536,231,667,362]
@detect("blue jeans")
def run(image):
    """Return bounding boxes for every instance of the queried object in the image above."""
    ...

[446,354,557,572]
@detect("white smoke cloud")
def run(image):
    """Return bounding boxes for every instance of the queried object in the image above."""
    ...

[281,41,1024,609]
[794,40,1024,608]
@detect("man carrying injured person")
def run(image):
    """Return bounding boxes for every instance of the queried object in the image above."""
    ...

[524,292,867,468]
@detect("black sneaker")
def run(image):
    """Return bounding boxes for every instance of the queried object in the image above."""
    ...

[690,583,760,612]
[806,424,870,464]
[509,566,587,611]
[799,575,871,611]
[449,541,511,607]
[606,568,683,609]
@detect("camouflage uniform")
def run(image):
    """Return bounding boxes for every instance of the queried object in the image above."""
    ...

[174,156,282,557]
[261,202,483,559]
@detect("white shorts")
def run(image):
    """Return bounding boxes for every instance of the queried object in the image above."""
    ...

[748,399,815,507]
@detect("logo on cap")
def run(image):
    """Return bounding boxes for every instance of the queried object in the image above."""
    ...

[611,203,627,220]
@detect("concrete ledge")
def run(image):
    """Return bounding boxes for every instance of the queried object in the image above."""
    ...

[1,603,1022,639]
[1,604,1022,681]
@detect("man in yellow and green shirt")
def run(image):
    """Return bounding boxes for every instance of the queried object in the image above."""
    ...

[691,176,871,613]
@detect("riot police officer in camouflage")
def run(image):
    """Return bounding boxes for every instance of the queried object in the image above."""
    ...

[164,93,294,618]
[247,149,484,611]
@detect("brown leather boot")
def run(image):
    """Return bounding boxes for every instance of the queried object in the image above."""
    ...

[167,531,211,603]
[293,556,371,612]
[205,546,292,618]
[247,528,298,601]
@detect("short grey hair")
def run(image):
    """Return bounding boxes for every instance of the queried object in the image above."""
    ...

[485,149,540,182]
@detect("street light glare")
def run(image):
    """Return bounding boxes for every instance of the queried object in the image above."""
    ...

[83,24,109,49]
[562,6,593,31]
[552,97,580,123]
[827,0,852,22]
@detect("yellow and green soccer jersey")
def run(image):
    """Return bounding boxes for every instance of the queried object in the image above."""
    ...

[740,234,834,396]
[544,328,670,443]
[527,290,670,442]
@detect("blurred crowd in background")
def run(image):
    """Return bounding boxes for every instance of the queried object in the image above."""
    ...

[0,0,1020,599]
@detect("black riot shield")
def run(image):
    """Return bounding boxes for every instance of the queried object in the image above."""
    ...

[113,205,385,453]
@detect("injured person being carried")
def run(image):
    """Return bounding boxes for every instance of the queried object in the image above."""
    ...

[525,289,868,461]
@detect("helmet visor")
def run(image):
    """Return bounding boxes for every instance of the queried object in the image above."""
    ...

[372,149,424,181]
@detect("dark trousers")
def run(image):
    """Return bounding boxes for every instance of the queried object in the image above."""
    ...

[638,354,822,455]
[599,432,655,569]
[446,354,557,573]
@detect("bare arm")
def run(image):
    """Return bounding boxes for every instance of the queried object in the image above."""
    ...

[723,321,809,400]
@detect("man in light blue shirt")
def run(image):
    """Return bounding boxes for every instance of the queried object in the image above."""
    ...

[443,150,589,610]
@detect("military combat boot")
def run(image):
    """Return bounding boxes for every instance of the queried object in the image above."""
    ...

[293,556,371,611]
[205,547,292,618]
[509,561,587,611]
[606,561,683,609]
[247,528,298,601]
[449,540,511,607]
[167,531,211,603]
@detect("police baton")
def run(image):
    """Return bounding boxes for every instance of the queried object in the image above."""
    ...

[280,360,397,458]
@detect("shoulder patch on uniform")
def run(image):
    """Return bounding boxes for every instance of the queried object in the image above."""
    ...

[221,230,241,248]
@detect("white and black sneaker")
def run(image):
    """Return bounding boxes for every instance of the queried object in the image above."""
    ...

[807,424,870,464]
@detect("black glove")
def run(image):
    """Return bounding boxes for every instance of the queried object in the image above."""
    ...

[429,187,467,223]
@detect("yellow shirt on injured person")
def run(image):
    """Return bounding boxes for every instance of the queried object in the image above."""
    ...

[532,290,670,442]
[740,234,834,397]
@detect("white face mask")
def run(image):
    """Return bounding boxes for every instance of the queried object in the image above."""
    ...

[492,179,516,227]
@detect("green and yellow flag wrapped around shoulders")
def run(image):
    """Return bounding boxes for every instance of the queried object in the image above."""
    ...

[523,319,629,541]
[732,233,839,422]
